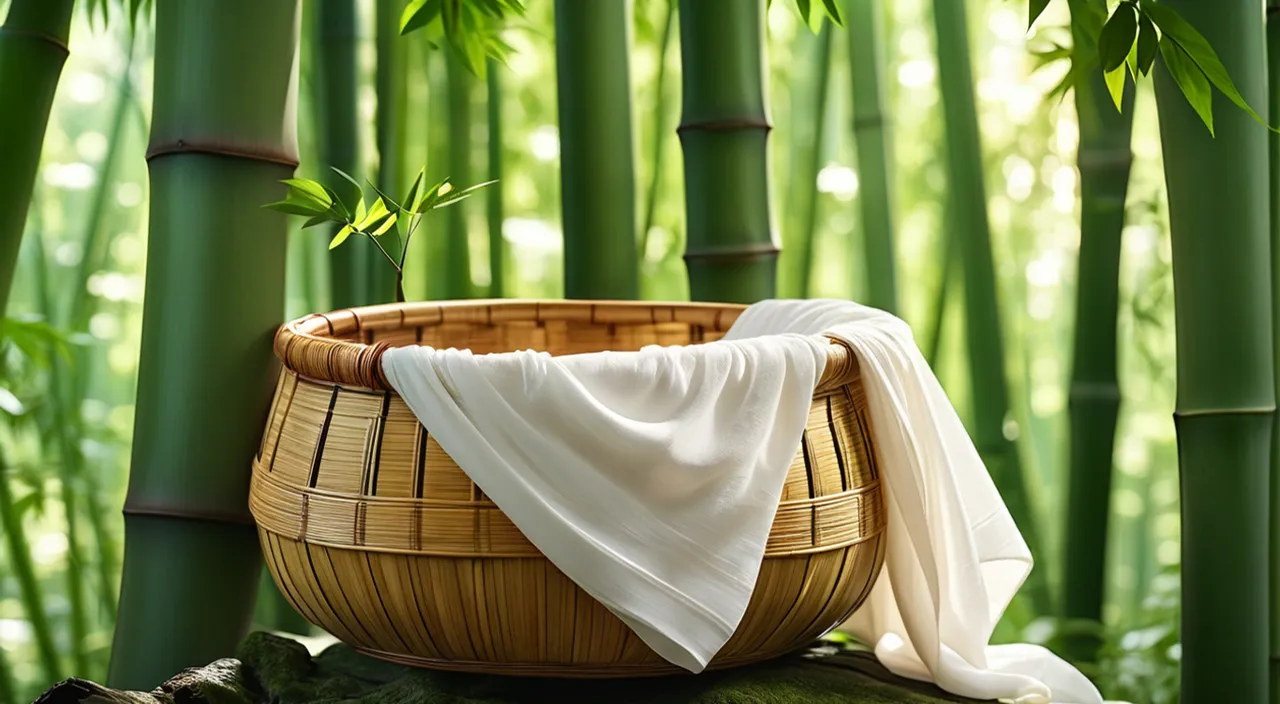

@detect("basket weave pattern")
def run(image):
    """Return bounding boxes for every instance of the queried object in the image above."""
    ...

[250,300,887,677]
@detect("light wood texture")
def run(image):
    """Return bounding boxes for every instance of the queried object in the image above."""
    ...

[250,299,887,677]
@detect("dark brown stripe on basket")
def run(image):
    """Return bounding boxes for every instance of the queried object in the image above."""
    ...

[406,557,442,655]
[268,374,301,472]
[266,533,322,627]
[355,501,367,546]
[827,396,849,493]
[853,405,880,481]
[366,391,393,496]
[414,426,428,499]
[307,387,341,488]
[365,552,414,652]
[794,543,851,644]
[801,434,817,501]
[304,542,377,644]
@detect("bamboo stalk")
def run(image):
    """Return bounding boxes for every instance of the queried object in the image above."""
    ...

[0,0,74,318]
[442,49,473,299]
[107,0,301,690]
[486,59,505,298]
[371,0,407,304]
[0,642,14,704]
[844,0,898,313]
[0,446,60,682]
[796,24,834,299]
[30,213,90,677]
[677,0,776,303]
[924,233,954,369]
[554,0,640,300]
[1152,1,1273,701]
[1269,2,1280,699]
[931,0,1049,613]
[1060,0,1134,665]
[639,0,675,265]
[317,0,369,309]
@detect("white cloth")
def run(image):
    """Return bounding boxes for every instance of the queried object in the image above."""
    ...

[381,299,1103,704]
[382,327,828,673]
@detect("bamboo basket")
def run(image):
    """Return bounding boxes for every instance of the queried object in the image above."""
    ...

[249,300,887,677]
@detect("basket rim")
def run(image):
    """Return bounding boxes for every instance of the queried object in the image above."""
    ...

[273,298,859,393]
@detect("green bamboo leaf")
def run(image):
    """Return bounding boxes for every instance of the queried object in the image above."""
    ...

[1029,0,1052,29]
[301,214,332,229]
[1067,0,1106,44]
[1136,12,1157,76]
[281,178,332,207]
[403,168,426,213]
[366,180,405,212]
[1139,0,1268,129]
[1158,34,1213,136]
[401,0,442,34]
[1104,64,1127,112]
[358,197,390,229]
[354,198,368,226]
[329,224,355,250]
[796,0,811,23]
[263,199,328,217]
[821,0,842,26]
[431,179,497,209]
[1098,2,1138,73]
[371,212,399,237]
[431,192,477,209]
[418,178,452,212]
[329,166,363,194]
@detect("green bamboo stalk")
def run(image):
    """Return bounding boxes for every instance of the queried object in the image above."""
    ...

[107,0,301,690]
[317,0,369,309]
[30,217,90,677]
[1268,2,1280,698]
[677,0,776,303]
[924,233,954,369]
[0,641,14,704]
[638,0,675,264]
[486,59,505,298]
[1152,2,1273,701]
[1060,0,1134,666]
[0,0,75,318]
[372,0,407,304]
[844,0,898,313]
[779,27,817,300]
[795,24,833,299]
[931,0,1049,613]
[0,446,60,682]
[442,50,473,299]
[554,0,639,300]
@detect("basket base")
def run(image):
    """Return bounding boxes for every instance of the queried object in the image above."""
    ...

[352,643,805,679]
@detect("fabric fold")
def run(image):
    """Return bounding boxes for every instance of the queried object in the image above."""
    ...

[381,298,1103,704]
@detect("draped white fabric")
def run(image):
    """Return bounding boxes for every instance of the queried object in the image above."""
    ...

[382,299,1103,704]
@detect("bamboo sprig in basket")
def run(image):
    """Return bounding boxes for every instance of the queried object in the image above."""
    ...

[251,299,886,677]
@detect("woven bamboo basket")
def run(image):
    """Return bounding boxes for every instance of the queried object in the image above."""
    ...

[249,299,887,677]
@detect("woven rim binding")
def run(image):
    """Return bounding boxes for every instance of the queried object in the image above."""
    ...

[274,299,861,393]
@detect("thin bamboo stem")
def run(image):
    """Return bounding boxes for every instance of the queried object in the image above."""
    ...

[486,59,505,298]
[845,0,898,313]
[639,0,675,264]
[924,232,954,370]
[931,0,1049,613]
[1153,1,1274,701]
[371,0,407,305]
[677,0,777,303]
[1060,0,1134,665]
[1268,0,1280,698]
[0,447,60,682]
[554,0,640,300]
[796,24,834,299]
[0,0,74,318]
[442,49,473,299]
[318,0,369,309]
[107,0,301,689]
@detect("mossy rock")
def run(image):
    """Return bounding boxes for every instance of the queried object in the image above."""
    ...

[36,632,980,704]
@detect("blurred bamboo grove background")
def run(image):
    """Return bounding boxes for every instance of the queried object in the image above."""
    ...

[0,0,1189,701]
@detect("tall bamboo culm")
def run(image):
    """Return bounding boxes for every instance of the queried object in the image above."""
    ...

[793,24,834,300]
[441,50,474,299]
[553,0,639,300]
[107,0,301,690]
[317,0,369,309]
[486,59,505,298]
[677,0,776,303]
[844,0,898,313]
[0,0,74,317]
[1060,0,1134,666]
[372,0,407,303]
[931,0,1049,613]
[1152,1,1273,701]
[1269,2,1280,699]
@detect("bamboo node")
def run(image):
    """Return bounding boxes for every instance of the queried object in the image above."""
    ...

[0,27,70,56]
[146,138,300,168]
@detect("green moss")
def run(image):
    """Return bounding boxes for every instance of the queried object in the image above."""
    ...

[37,632,979,703]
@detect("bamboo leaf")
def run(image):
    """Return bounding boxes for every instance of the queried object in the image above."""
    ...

[403,168,426,213]
[796,0,811,23]
[1136,12,1158,76]
[372,213,399,237]
[1158,34,1213,136]
[329,224,355,250]
[415,177,451,213]
[1098,2,1138,73]
[401,0,442,34]
[263,199,328,217]
[821,0,842,26]
[281,178,332,207]
[358,197,390,229]
[1104,64,1127,112]
[329,166,363,194]
[366,180,405,212]
[354,198,367,226]
[430,179,497,209]
[301,214,332,229]
[1029,0,1052,29]
[431,192,477,209]
[1139,0,1269,129]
